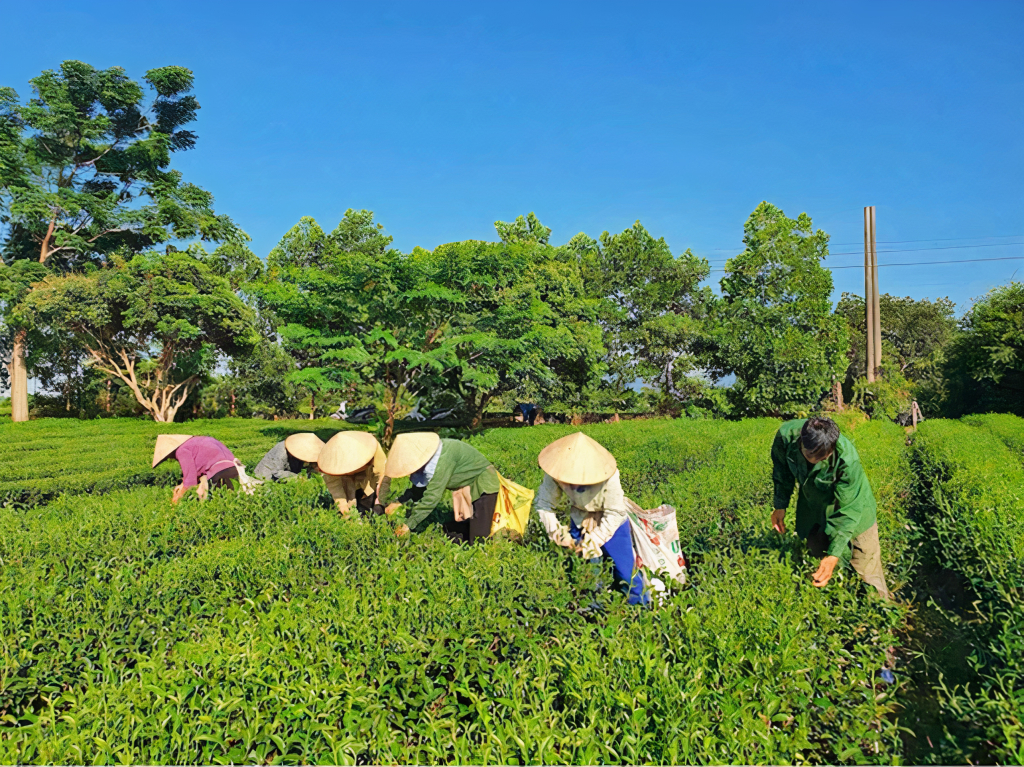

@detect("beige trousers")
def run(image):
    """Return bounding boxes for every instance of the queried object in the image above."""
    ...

[807,522,892,600]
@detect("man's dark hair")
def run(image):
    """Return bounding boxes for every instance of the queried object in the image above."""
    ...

[800,417,840,459]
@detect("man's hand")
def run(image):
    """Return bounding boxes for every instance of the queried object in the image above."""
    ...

[385,502,402,516]
[771,509,787,534]
[812,555,840,588]
[171,484,187,505]
[395,524,410,537]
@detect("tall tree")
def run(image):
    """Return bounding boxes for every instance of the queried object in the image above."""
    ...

[0,61,238,421]
[709,202,849,417]
[16,251,257,422]
[588,221,712,407]
[433,226,607,426]
[943,281,1023,417]
[835,292,957,382]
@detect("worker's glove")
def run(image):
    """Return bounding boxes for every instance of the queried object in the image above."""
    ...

[580,512,602,535]
[552,525,576,548]
[384,502,402,516]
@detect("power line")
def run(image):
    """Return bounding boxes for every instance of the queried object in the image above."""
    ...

[702,233,1024,252]
[701,241,1024,264]
[709,255,1023,273]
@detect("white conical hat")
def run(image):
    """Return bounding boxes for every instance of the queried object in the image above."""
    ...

[384,432,441,478]
[152,434,193,468]
[284,432,325,463]
[538,431,617,485]
[318,431,381,475]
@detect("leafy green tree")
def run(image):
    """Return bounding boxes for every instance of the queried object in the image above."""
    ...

[494,212,551,245]
[943,281,1023,417]
[0,60,238,421]
[709,202,849,417]
[587,221,712,409]
[16,251,257,422]
[835,292,957,392]
[432,229,607,426]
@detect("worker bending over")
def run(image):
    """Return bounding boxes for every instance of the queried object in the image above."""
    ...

[771,417,891,599]
[384,432,499,543]
[318,431,390,517]
[535,432,646,606]
[153,435,245,504]
[253,433,324,481]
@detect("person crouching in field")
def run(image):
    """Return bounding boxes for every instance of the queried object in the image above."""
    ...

[317,431,391,518]
[383,432,500,544]
[253,433,324,482]
[153,435,246,504]
[534,432,647,606]
[771,417,892,600]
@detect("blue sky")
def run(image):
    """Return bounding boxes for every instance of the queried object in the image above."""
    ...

[2,0,1021,311]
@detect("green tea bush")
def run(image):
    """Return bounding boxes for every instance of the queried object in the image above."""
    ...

[963,412,1024,464]
[911,421,1024,761]
[1,477,906,764]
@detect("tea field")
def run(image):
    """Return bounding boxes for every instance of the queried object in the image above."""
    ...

[1,413,1022,763]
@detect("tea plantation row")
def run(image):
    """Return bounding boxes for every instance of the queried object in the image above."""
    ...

[1,413,1022,763]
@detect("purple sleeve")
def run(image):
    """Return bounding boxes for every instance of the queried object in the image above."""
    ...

[177,443,199,489]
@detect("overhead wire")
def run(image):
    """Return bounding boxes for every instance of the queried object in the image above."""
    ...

[708,255,1023,273]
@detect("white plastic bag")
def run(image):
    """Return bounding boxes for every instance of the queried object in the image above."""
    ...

[625,500,687,586]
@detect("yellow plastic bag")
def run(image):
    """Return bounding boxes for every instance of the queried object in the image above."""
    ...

[490,472,534,538]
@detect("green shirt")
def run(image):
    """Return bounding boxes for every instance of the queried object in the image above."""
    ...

[771,419,877,561]
[405,439,500,532]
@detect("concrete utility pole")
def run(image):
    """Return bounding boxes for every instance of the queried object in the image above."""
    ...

[863,206,881,381]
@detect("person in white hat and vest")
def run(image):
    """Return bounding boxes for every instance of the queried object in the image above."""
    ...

[535,432,647,605]
[253,433,325,482]
[317,431,390,517]
[383,432,500,544]
[153,435,244,504]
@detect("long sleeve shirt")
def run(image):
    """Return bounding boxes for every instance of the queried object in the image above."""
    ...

[534,470,629,558]
[253,440,305,481]
[174,436,238,490]
[323,445,390,515]
[404,439,500,532]
[771,419,877,561]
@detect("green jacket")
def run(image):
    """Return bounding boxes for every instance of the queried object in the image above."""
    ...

[771,419,877,561]
[404,439,500,532]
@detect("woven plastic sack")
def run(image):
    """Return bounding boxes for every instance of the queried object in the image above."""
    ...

[490,472,535,538]
[625,499,687,586]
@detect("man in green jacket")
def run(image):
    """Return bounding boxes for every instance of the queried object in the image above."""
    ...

[383,432,500,543]
[771,417,892,599]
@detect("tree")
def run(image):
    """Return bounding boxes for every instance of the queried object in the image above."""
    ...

[432,227,607,426]
[588,221,712,408]
[709,202,849,417]
[943,281,1023,417]
[835,292,956,386]
[494,212,551,245]
[0,61,238,421]
[16,251,257,422]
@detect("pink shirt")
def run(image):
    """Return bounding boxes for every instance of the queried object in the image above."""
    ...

[175,436,237,489]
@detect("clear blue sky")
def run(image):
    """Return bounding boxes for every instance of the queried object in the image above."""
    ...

[2,0,1022,311]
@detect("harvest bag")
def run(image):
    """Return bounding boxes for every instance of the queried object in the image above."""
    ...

[490,472,535,537]
[625,499,687,586]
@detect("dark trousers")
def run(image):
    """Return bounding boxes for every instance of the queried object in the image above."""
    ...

[208,466,240,490]
[442,492,498,544]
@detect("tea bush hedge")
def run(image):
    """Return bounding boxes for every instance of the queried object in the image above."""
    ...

[911,420,1024,761]
[0,416,916,764]
[1,477,906,763]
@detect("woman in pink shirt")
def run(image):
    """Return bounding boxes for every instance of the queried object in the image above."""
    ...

[152,435,242,503]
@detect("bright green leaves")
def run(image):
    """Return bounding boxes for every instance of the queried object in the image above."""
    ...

[710,202,850,417]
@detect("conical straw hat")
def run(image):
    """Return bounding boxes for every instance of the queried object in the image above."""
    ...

[284,432,325,463]
[152,434,193,468]
[538,432,617,485]
[384,432,441,478]
[318,431,381,476]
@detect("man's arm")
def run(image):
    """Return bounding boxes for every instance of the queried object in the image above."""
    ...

[177,447,199,490]
[582,472,628,551]
[404,459,455,532]
[535,473,571,545]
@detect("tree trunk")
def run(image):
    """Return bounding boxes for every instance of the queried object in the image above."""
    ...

[105,379,112,413]
[831,380,845,412]
[309,392,315,420]
[471,393,491,429]
[230,389,236,417]
[9,330,29,422]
